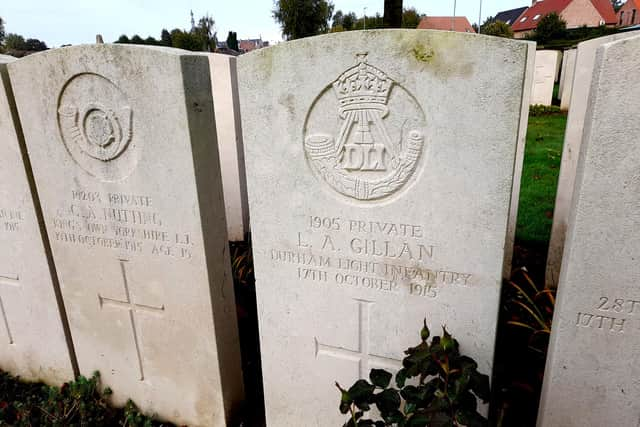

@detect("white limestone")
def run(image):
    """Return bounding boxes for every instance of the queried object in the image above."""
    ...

[559,49,577,111]
[0,55,75,385]
[504,42,536,279]
[238,30,533,426]
[546,31,640,287]
[209,53,249,242]
[531,50,560,106]
[8,45,243,427]
[538,34,640,427]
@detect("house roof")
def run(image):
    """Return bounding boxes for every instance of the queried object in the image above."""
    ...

[417,16,476,33]
[512,0,617,32]
[591,0,617,24]
[495,6,529,25]
[511,0,572,32]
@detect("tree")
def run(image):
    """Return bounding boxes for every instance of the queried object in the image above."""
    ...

[170,29,202,51]
[24,38,47,51]
[0,17,5,46]
[4,33,26,51]
[273,0,334,40]
[226,31,239,51]
[534,12,567,43]
[342,12,356,30]
[130,35,144,44]
[611,0,625,12]
[482,21,514,38]
[383,0,403,28]
[401,7,423,28]
[332,10,344,28]
[195,14,217,51]
[116,35,130,43]
[160,29,172,46]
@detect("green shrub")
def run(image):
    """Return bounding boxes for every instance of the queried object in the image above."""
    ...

[336,321,490,427]
[529,104,562,117]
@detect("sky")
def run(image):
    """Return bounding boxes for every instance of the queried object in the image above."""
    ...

[1,0,527,48]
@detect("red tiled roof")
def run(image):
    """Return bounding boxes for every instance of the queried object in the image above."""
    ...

[512,0,617,32]
[417,16,476,33]
[591,0,618,24]
[511,0,572,32]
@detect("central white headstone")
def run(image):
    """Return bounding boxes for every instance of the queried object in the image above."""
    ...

[539,34,640,426]
[238,30,533,426]
[8,45,243,426]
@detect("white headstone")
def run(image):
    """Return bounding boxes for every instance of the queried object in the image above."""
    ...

[531,50,560,106]
[559,49,577,111]
[8,45,243,426]
[504,43,536,279]
[538,34,640,426]
[238,30,533,426]
[0,55,76,385]
[557,49,570,99]
[546,31,640,287]
[209,53,249,242]
[554,50,563,83]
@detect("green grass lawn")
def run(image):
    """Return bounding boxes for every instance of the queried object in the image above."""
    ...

[516,112,568,245]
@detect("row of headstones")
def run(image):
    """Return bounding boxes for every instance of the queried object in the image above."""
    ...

[0,29,638,426]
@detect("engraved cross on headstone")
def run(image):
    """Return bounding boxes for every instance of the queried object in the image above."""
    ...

[314,299,401,379]
[0,273,20,345]
[98,259,165,381]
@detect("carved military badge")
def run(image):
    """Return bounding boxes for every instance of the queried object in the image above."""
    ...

[304,53,426,201]
[57,73,136,181]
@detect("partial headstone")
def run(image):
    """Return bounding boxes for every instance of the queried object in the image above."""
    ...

[545,30,640,287]
[0,55,76,385]
[238,30,534,426]
[8,45,243,426]
[96,34,104,44]
[559,49,577,111]
[557,50,569,98]
[531,50,560,106]
[554,50,563,83]
[504,43,536,279]
[538,34,640,426]
[209,53,249,241]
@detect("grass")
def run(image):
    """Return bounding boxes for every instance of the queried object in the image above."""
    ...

[515,112,567,245]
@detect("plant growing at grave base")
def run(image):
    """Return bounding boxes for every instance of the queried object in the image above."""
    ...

[336,320,490,427]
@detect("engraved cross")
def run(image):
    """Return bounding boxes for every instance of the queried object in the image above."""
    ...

[98,259,165,381]
[314,299,401,379]
[0,273,20,345]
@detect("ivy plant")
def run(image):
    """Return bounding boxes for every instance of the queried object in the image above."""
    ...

[336,320,490,427]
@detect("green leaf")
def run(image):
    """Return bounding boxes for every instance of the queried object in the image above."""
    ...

[400,385,424,404]
[420,319,430,342]
[470,372,491,402]
[440,326,454,352]
[348,380,375,404]
[369,369,393,389]
[406,413,430,427]
[430,412,455,427]
[455,408,488,427]
[395,368,408,388]
[375,388,401,413]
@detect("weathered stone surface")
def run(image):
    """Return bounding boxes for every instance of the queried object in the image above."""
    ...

[238,30,533,426]
[538,34,640,427]
[209,53,249,242]
[546,31,640,287]
[0,55,75,385]
[531,50,560,106]
[504,42,536,279]
[8,45,243,426]
[559,49,577,111]
[554,50,563,83]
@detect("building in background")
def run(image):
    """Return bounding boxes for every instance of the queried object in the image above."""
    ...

[511,0,617,38]
[617,0,640,27]
[239,38,269,52]
[417,16,476,33]
[494,6,529,26]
